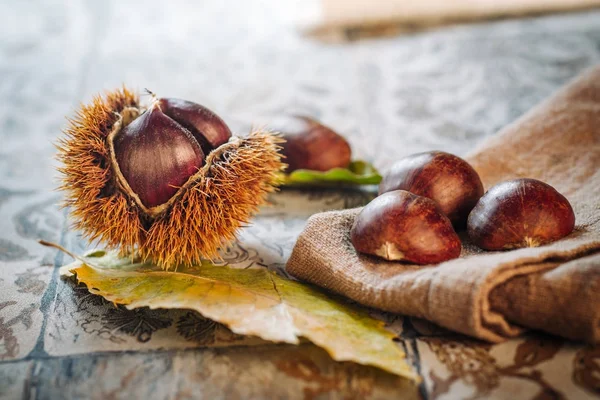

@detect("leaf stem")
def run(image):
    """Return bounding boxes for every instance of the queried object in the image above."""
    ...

[39,239,78,260]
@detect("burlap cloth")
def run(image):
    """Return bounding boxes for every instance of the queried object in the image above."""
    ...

[287,66,600,343]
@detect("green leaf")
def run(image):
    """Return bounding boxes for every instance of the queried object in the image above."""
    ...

[58,248,416,380]
[278,161,382,187]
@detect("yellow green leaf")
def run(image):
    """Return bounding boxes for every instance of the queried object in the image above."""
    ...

[55,247,416,380]
[277,160,382,187]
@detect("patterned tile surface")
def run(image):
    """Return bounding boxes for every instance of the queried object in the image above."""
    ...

[1,0,599,398]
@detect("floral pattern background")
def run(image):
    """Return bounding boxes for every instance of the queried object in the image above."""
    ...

[1,0,600,398]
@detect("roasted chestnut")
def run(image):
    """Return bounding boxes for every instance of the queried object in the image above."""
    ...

[350,190,461,264]
[274,116,351,172]
[467,178,575,250]
[379,151,484,228]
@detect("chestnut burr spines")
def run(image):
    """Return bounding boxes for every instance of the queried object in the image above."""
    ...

[277,116,351,172]
[379,151,484,228]
[467,178,575,250]
[351,190,461,265]
[158,98,232,154]
[113,103,205,209]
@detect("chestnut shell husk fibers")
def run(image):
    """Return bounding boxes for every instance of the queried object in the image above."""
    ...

[57,88,284,269]
[467,178,575,250]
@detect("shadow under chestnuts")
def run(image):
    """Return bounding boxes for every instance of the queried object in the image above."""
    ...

[351,151,575,264]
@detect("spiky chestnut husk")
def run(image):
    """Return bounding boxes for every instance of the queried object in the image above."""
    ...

[57,87,284,269]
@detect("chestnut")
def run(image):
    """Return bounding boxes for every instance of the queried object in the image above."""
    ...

[379,151,484,228]
[350,190,461,265]
[111,96,234,210]
[113,101,205,208]
[158,97,231,155]
[274,116,351,172]
[467,178,575,250]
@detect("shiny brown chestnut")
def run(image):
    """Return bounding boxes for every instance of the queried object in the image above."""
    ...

[112,97,233,209]
[379,151,484,228]
[350,190,461,265]
[467,178,575,250]
[113,101,205,208]
[275,116,351,172]
[158,98,231,154]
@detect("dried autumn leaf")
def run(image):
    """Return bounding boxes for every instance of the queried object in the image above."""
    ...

[54,246,417,380]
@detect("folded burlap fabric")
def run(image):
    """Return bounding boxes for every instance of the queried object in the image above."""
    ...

[287,66,600,343]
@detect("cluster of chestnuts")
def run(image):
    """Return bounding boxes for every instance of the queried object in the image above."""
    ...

[351,151,575,264]
[271,117,575,264]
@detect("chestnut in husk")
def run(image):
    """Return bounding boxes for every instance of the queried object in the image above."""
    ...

[275,116,351,172]
[379,151,484,228]
[467,178,575,250]
[57,88,284,268]
[350,190,461,264]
